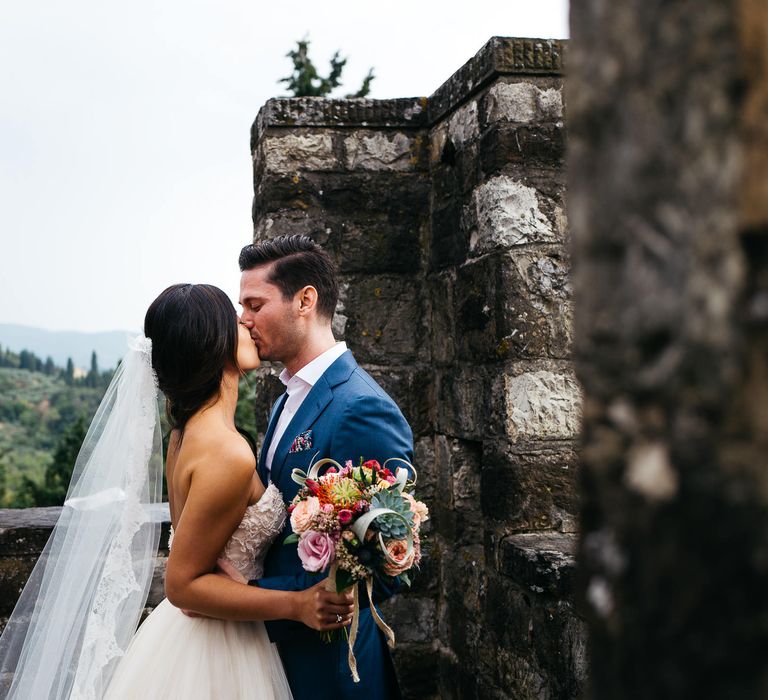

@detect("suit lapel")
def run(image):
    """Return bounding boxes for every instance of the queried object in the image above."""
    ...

[269,378,333,485]
[269,350,358,485]
[258,393,287,484]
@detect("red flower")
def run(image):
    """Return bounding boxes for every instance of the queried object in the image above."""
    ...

[338,509,353,525]
[287,503,296,514]
[363,460,381,470]
[305,479,320,495]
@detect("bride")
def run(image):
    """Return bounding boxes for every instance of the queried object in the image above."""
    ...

[0,283,354,699]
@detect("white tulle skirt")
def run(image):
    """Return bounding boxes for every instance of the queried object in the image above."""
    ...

[104,598,293,699]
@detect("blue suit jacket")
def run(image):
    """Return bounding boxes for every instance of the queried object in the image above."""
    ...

[253,350,413,699]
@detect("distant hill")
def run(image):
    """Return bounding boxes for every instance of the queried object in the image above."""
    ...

[0,324,133,370]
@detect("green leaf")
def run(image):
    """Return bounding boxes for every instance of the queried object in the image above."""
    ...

[283,533,300,545]
[400,572,412,587]
[335,567,356,593]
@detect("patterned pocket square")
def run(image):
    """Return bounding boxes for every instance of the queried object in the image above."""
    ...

[289,430,313,453]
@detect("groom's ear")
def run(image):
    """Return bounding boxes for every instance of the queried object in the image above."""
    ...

[296,285,319,316]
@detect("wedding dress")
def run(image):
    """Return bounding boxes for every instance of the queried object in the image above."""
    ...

[104,482,293,700]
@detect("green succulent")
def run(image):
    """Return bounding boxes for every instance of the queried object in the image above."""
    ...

[371,490,414,539]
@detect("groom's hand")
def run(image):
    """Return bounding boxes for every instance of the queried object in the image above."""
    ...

[297,579,355,632]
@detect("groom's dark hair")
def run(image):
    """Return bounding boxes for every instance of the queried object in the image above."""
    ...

[238,235,339,320]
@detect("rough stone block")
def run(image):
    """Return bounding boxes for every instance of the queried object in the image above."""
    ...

[434,367,491,441]
[430,437,483,545]
[430,200,468,270]
[426,272,457,366]
[343,131,417,171]
[0,557,36,615]
[479,123,566,175]
[446,99,480,149]
[379,595,437,644]
[413,436,437,503]
[343,275,424,364]
[263,132,337,172]
[483,574,586,699]
[498,532,577,596]
[481,445,580,532]
[501,369,582,442]
[468,176,559,254]
[332,219,423,275]
[392,645,440,700]
[455,252,572,362]
[481,81,564,127]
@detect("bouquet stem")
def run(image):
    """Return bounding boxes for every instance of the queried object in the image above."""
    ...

[325,564,361,683]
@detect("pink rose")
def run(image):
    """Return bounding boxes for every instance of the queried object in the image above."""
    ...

[338,508,353,525]
[290,496,320,533]
[297,531,336,572]
[382,539,415,576]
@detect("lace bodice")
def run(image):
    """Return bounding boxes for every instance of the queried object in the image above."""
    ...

[168,483,286,581]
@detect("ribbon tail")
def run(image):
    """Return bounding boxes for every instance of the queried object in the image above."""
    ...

[348,583,361,683]
[366,577,396,648]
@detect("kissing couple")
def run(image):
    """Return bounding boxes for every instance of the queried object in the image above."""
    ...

[0,235,413,699]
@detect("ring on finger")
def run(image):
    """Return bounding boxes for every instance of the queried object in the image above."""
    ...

[336,614,343,623]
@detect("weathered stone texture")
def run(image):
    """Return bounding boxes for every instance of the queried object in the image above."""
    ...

[570,1,768,698]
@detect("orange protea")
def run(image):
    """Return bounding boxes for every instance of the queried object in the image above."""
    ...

[317,475,362,508]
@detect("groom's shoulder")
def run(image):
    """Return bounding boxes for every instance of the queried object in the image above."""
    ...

[334,356,394,404]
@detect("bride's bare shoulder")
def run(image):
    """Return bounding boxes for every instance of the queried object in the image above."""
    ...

[184,426,256,480]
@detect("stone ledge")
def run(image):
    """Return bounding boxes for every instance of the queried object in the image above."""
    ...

[499,531,577,597]
[252,37,567,143]
[252,97,429,146]
[0,504,172,552]
[428,37,566,125]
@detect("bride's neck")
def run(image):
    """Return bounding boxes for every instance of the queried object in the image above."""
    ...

[186,367,240,431]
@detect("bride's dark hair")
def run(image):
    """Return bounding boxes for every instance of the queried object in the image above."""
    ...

[144,283,239,432]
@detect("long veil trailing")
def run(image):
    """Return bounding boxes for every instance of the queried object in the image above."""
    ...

[0,335,163,699]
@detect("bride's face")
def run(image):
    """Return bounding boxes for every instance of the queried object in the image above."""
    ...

[235,318,260,371]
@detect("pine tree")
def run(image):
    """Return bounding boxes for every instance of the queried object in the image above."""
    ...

[64,357,75,385]
[279,38,375,98]
[86,351,99,388]
[19,349,32,370]
[44,356,56,375]
[19,415,87,506]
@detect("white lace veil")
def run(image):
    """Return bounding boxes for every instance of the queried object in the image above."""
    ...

[0,335,163,699]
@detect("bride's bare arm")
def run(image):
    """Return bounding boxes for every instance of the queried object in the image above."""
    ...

[164,444,352,630]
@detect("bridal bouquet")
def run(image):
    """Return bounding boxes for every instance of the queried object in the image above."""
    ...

[284,456,428,682]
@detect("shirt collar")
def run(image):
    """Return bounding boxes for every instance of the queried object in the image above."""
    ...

[279,342,348,390]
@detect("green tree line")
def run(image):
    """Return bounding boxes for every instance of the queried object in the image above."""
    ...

[0,348,260,509]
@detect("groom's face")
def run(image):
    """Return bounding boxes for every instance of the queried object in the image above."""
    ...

[239,264,302,362]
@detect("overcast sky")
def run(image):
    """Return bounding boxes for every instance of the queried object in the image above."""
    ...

[0,1,569,333]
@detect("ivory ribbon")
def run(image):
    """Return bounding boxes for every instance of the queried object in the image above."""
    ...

[325,566,396,683]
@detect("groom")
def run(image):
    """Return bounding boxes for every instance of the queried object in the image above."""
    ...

[238,235,413,700]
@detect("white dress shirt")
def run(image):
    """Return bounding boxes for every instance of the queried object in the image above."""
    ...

[265,342,348,475]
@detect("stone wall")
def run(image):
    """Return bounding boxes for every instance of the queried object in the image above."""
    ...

[250,37,585,699]
[569,2,768,698]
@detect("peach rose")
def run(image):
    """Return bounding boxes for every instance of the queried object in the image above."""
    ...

[402,492,430,527]
[290,496,320,533]
[383,539,415,576]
